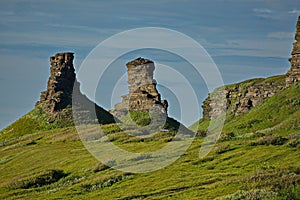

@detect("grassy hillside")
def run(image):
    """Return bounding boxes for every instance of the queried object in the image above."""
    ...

[0,126,299,199]
[0,100,115,144]
[223,84,300,136]
[0,104,74,144]
[0,84,299,199]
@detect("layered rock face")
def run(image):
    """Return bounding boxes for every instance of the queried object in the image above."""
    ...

[286,16,300,86]
[36,52,79,113]
[113,57,168,117]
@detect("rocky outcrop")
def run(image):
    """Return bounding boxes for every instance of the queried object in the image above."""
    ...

[202,76,285,120]
[36,52,114,124]
[112,57,168,118]
[286,16,300,86]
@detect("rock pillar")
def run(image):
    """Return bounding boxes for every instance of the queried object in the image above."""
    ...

[286,16,300,86]
[113,57,168,117]
[36,52,79,113]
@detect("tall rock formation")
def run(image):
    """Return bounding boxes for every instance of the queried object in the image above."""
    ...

[286,16,300,86]
[112,57,168,118]
[36,52,114,124]
[36,52,79,113]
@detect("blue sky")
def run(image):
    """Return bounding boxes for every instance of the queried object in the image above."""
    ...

[0,0,299,129]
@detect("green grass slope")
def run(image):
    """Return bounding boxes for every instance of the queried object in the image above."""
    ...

[0,104,74,144]
[223,83,300,136]
[0,124,299,199]
[0,84,299,199]
[0,100,115,144]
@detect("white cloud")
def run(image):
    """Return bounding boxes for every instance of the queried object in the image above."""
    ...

[267,32,294,39]
[288,9,300,15]
[253,8,273,14]
[252,8,277,19]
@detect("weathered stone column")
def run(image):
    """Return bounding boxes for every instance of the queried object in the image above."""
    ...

[36,52,79,113]
[113,57,168,117]
[286,16,300,86]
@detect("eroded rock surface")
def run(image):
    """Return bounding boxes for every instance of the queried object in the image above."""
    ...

[36,52,78,113]
[112,57,168,118]
[202,76,285,120]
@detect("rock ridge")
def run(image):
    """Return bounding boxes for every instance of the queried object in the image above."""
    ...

[203,16,300,120]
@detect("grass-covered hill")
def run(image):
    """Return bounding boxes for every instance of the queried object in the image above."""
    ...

[0,81,299,199]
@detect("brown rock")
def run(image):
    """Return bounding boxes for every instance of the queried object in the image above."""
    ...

[36,52,78,113]
[36,52,115,124]
[202,76,285,120]
[112,57,168,117]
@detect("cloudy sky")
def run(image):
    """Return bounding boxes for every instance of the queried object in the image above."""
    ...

[0,0,299,129]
